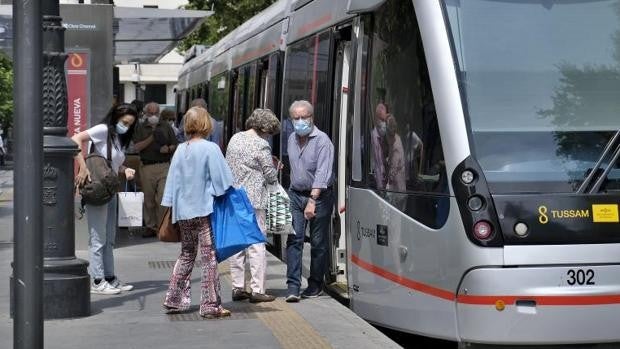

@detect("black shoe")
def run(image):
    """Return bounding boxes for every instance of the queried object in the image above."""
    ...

[249,292,275,303]
[232,288,250,301]
[301,287,323,299]
[141,228,157,238]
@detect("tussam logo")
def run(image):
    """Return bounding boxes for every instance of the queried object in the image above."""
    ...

[537,205,590,224]
[356,221,376,241]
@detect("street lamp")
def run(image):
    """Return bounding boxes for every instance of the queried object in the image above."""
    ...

[40,1,90,319]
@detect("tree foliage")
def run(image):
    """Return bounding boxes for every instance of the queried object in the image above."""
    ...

[0,53,13,131]
[179,0,278,52]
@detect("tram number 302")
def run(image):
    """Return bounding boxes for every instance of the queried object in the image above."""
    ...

[566,269,595,286]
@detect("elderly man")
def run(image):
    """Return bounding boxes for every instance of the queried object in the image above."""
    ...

[285,100,335,302]
[132,102,178,237]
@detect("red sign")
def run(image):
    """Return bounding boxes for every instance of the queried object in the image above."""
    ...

[66,52,89,178]
[66,52,89,140]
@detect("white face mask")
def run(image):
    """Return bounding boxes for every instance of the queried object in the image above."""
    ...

[147,115,159,125]
[378,121,387,136]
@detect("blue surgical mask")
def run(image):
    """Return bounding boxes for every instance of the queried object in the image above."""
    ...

[293,119,312,136]
[116,122,129,135]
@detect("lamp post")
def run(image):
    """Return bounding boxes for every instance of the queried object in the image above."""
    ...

[41,0,90,319]
[12,0,44,347]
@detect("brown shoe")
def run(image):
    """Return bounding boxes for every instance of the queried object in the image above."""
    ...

[201,308,231,319]
[232,288,250,301]
[249,292,276,303]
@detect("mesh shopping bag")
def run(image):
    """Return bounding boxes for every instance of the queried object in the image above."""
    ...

[266,183,293,235]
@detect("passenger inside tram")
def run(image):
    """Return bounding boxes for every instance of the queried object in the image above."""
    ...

[385,114,407,211]
[371,102,389,190]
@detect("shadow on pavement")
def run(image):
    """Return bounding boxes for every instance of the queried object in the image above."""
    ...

[114,228,162,249]
[90,278,174,315]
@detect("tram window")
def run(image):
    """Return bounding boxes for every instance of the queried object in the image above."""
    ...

[366,0,448,196]
[209,73,229,144]
[281,30,332,158]
[233,69,244,135]
[202,83,208,100]
[245,64,257,121]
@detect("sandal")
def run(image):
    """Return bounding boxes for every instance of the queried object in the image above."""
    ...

[200,308,231,319]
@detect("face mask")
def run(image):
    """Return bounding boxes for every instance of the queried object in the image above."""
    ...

[378,121,387,136]
[168,120,175,127]
[116,122,129,135]
[293,118,312,136]
[147,115,159,125]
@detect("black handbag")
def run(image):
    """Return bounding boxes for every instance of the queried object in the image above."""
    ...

[80,129,120,206]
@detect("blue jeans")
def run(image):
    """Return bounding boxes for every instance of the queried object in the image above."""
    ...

[286,188,333,294]
[86,196,117,280]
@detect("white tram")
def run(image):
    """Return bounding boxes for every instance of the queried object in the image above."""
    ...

[176,0,620,346]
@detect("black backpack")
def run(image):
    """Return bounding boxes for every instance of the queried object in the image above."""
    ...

[80,129,120,206]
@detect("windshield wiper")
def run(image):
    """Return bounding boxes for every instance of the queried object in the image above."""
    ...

[577,130,620,194]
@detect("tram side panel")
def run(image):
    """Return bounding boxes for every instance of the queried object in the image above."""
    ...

[345,0,506,341]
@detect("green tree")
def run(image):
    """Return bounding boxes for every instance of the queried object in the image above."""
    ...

[179,0,277,52]
[0,53,13,131]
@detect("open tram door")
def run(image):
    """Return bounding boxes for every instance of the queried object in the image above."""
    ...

[327,24,353,293]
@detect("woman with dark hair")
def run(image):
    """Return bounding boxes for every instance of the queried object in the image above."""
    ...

[71,103,138,295]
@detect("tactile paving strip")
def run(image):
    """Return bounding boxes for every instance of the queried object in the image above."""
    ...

[153,261,332,348]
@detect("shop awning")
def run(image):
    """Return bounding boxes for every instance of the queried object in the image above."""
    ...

[113,7,211,64]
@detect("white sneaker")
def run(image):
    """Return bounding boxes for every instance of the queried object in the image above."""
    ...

[91,280,121,295]
[109,278,134,291]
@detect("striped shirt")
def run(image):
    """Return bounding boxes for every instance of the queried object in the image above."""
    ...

[287,126,334,191]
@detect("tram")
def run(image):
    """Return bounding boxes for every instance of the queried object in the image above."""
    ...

[176,0,620,346]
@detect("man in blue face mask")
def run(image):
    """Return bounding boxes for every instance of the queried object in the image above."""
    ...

[285,100,335,302]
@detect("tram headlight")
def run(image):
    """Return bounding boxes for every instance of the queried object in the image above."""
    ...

[473,220,493,240]
[461,170,475,185]
[467,195,484,211]
[514,222,529,237]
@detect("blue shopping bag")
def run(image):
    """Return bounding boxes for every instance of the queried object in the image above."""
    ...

[211,187,266,262]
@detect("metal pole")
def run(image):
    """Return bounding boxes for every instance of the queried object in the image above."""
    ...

[41,0,90,319]
[12,0,44,347]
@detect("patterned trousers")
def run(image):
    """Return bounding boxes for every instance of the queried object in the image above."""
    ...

[163,215,222,316]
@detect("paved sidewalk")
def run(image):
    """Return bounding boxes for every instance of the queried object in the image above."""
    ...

[0,170,400,349]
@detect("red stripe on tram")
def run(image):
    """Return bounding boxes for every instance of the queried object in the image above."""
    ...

[350,254,620,306]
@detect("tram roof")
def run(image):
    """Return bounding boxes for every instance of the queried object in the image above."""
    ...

[0,5,211,64]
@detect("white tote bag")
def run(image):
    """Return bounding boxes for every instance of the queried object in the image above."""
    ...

[266,183,293,235]
[118,183,144,227]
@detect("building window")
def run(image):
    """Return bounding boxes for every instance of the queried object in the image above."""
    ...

[144,84,167,104]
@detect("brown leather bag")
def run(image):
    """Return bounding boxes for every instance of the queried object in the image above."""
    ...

[158,207,180,242]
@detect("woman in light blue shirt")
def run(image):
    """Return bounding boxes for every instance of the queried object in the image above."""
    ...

[161,106,233,318]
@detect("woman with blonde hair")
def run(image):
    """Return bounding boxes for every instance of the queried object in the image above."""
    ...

[161,106,234,318]
[225,108,281,303]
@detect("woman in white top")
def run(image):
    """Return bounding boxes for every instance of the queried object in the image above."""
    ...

[71,103,138,295]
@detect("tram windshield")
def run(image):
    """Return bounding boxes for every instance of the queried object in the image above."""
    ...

[443,0,620,193]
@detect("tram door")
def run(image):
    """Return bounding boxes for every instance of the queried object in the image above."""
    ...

[329,27,352,287]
